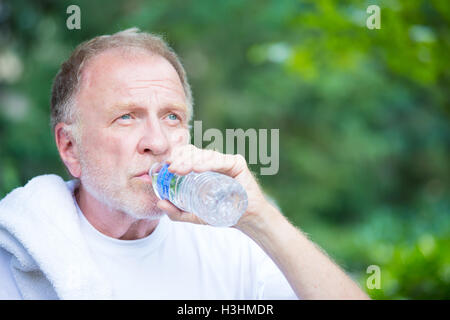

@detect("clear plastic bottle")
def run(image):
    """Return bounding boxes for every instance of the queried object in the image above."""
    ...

[149,162,248,227]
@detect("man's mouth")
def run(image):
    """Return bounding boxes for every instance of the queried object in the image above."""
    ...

[135,172,152,182]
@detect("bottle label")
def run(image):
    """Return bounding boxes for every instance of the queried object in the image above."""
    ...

[156,163,175,201]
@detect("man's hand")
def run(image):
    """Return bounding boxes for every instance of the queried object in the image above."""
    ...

[157,144,370,300]
[156,144,272,230]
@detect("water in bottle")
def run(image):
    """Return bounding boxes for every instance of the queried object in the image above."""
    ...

[149,162,248,227]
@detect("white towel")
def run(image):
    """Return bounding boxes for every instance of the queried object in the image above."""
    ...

[0,174,113,299]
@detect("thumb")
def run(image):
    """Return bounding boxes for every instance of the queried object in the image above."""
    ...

[157,200,207,225]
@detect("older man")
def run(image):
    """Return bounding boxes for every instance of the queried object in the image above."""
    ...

[0,29,368,300]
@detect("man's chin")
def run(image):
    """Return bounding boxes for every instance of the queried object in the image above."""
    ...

[121,203,165,220]
[141,210,166,221]
[120,189,164,220]
[81,178,163,220]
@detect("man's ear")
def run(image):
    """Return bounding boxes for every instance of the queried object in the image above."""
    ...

[54,123,81,178]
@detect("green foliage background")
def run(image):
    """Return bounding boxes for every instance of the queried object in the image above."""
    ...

[0,0,448,299]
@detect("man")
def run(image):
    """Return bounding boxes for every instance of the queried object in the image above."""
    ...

[0,28,369,299]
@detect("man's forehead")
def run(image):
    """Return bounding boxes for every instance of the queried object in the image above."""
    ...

[80,47,184,92]
[78,47,187,108]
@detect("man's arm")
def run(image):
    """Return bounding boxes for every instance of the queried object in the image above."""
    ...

[158,144,370,300]
[235,203,370,300]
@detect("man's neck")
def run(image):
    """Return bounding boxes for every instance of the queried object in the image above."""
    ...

[75,184,159,240]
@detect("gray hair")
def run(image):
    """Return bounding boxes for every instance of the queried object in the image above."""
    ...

[50,28,193,140]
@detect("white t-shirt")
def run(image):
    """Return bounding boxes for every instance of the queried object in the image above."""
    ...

[0,193,297,300]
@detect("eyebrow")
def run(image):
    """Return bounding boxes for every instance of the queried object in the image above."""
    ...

[108,102,138,112]
[160,103,189,121]
[107,102,188,117]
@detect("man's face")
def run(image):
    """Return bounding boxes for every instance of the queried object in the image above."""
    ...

[74,48,190,220]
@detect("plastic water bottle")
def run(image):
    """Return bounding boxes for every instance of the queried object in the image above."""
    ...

[149,162,248,227]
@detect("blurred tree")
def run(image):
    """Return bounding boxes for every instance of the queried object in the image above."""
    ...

[0,0,448,299]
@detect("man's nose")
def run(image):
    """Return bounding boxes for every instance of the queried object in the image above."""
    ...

[137,118,170,156]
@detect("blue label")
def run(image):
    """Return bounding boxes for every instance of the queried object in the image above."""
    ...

[156,163,174,200]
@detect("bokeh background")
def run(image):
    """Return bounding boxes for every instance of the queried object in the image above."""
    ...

[0,0,449,299]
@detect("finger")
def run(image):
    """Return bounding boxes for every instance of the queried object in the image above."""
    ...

[167,144,194,164]
[157,199,181,215]
[166,145,185,163]
[198,153,246,178]
[169,146,199,175]
[192,149,215,172]
[167,146,193,173]
[157,200,206,225]
[168,145,248,178]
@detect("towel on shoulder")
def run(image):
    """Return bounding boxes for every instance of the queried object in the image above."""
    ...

[0,174,113,299]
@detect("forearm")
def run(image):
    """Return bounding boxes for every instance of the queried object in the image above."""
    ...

[237,204,370,300]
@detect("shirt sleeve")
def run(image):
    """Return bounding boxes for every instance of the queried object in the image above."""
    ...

[0,248,22,299]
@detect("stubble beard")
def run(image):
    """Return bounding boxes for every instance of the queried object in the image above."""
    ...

[78,147,165,221]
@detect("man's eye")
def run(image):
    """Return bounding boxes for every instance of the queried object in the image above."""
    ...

[168,113,178,121]
[119,114,132,120]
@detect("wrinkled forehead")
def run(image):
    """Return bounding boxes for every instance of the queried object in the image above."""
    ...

[79,47,186,96]
[77,47,187,112]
